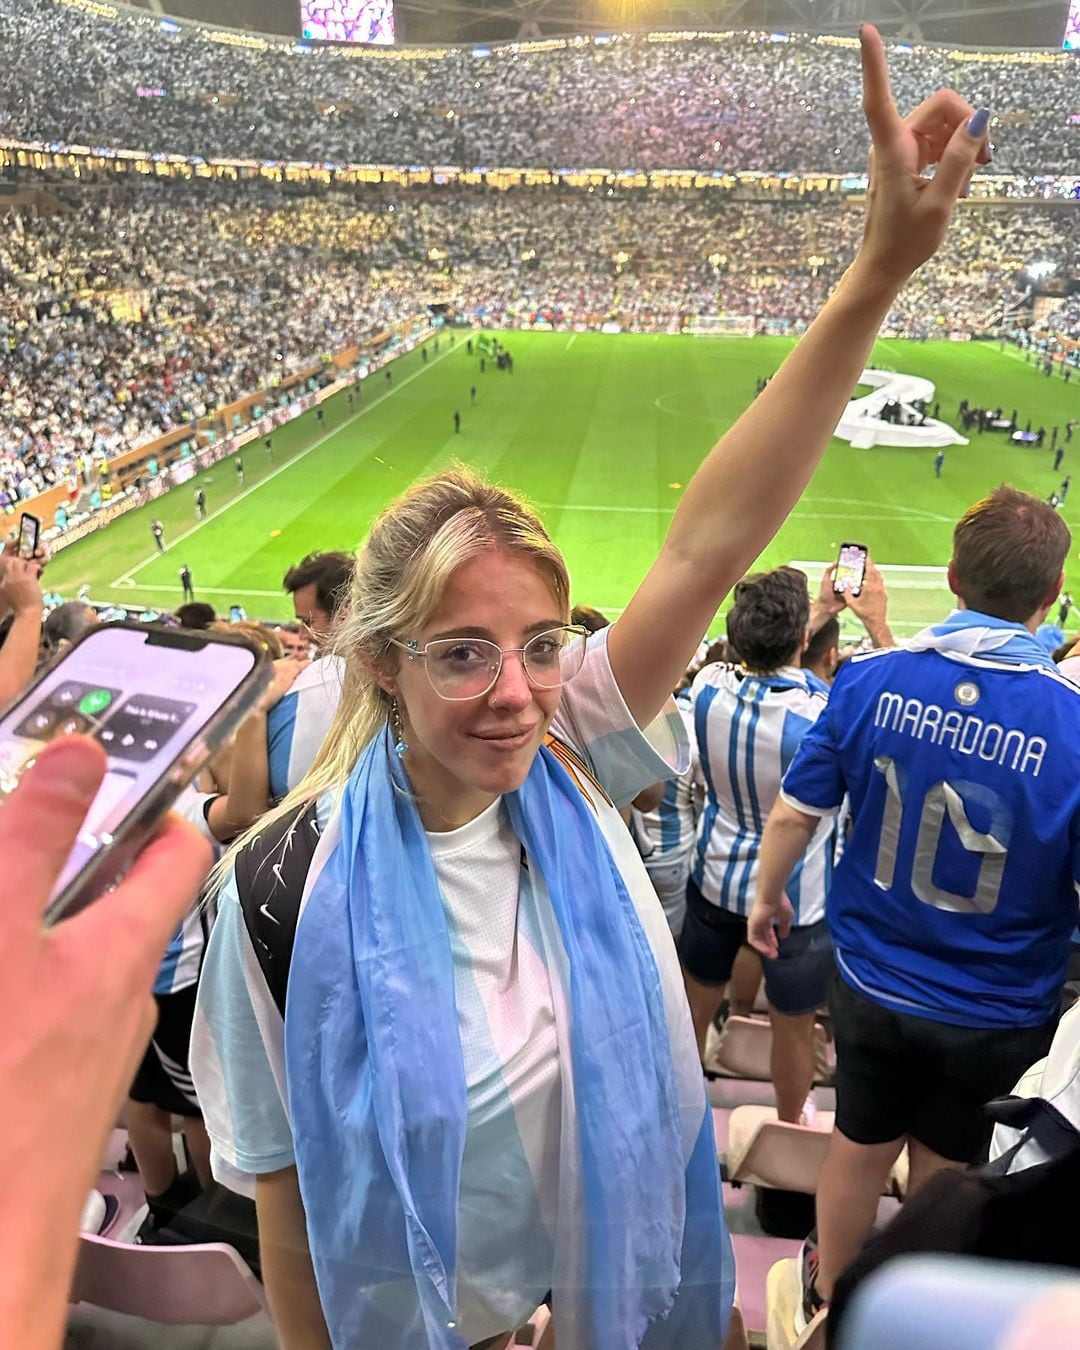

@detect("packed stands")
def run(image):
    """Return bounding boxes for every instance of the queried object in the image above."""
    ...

[1,0,1078,175]
[3,174,1078,504]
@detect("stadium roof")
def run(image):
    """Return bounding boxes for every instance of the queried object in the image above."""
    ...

[136,0,1076,49]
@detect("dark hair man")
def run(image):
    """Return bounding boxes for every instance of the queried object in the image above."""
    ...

[282,551,355,643]
[750,486,1079,1329]
[679,568,838,1123]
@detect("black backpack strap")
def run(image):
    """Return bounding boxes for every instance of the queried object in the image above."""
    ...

[235,799,322,1019]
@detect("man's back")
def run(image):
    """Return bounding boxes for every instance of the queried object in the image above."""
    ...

[692,662,835,922]
[783,637,1080,1027]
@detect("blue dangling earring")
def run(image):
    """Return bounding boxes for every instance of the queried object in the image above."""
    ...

[391,698,409,756]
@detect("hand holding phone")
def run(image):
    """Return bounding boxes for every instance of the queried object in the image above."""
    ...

[0,623,269,922]
[0,735,211,1348]
[0,556,44,618]
[833,542,869,598]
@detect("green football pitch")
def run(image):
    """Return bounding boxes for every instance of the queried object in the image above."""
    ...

[45,332,1080,639]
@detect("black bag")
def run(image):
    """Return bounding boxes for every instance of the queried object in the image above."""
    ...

[235,799,323,1018]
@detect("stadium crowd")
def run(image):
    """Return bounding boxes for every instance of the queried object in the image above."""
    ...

[1,0,1079,175]
[3,176,1079,502]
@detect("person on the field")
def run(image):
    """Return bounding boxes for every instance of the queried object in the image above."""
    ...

[1054,445,1065,473]
[150,518,166,553]
[179,565,195,603]
[751,485,1079,1330]
[192,32,990,1349]
[194,488,206,520]
[1058,592,1073,627]
[235,455,244,486]
[934,449,945,478]
[1061,476,1071,503]
[265,434,274,460]
[470,385,477,405]
[453,409,461,434]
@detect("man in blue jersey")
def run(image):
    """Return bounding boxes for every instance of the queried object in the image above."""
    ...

[270,551,354,800]
[680,567,891,1122]
[749,486,1078,1326]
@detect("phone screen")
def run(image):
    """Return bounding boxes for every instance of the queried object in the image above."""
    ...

[0,627,257,902]
[834,543,869,597]
[17,513,40,561]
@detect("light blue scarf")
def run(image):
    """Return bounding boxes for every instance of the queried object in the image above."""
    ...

[908,608,1058,672]
[284,727,731,1349]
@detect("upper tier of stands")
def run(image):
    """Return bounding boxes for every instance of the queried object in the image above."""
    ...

[1,0,1078,174]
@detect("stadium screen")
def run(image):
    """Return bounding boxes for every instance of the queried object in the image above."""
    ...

[300,0,395,44]
[1065,0,1080,50]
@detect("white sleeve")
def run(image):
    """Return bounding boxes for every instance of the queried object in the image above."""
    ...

[550,627,689,809]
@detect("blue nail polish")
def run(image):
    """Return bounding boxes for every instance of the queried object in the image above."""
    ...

[967,107,991,138]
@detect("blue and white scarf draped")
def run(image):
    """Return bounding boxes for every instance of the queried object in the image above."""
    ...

[283,727,732,1349]
[907,608,1059,672]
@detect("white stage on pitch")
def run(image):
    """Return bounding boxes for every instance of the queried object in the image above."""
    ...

[836,369,969,450]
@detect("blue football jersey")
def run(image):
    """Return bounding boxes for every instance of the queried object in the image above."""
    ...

[782,634,1080,1028]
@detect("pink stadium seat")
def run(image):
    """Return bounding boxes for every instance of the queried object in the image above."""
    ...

[727,1106,909,1198]
[70,1233,266,1326]
[706,1016,833,1085]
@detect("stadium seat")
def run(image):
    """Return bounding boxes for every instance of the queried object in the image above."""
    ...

[70,1234,266,1326]
[727,1108,834,1193]
[765,1257,828,1350]
[706,1015,833,1084]
[727,1107,909,1198]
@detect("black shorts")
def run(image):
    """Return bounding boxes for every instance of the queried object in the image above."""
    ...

[829,970,1056,1162]
[129,983,203,1118]
[677,878,833,1016]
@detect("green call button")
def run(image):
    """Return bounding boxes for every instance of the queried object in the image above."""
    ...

[79,689,114,716]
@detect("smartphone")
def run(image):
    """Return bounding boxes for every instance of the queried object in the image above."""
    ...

[833,542,869,598]
[0,623,270,923]
[17,512,40,562]
[229,604,247,623]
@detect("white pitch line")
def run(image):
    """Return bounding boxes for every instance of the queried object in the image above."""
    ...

[116,585,287,598]
[109,343,458,589]
[566,334,578,351]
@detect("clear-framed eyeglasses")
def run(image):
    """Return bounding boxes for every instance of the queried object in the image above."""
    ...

[389,625,588,701]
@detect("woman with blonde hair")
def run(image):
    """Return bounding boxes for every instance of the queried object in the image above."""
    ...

[192,31,990,1350]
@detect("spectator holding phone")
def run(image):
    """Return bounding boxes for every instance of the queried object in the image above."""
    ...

[0,556,45,705]
[751,486,1080,1329]
[0,737,210,1350]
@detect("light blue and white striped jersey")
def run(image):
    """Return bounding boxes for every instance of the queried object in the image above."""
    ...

[691,663,836,925]
[154,786,220,997]
[639,696,700,867]
[266,655,344,801]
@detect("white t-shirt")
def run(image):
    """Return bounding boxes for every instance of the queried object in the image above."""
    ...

[191,629,699,1344]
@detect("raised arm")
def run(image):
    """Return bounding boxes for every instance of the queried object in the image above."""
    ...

[608,26,989,726]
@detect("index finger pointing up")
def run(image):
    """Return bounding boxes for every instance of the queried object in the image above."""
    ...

[860,24,902,151]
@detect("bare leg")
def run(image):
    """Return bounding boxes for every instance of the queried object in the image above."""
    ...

[681,966,727,1060]
[768,1007,818,1124]
[907,1138,965,1197]
[816,1129,905,1301]
[182,1115,212,1189]
[730,945,763,1016]
[125,1099,178,1197]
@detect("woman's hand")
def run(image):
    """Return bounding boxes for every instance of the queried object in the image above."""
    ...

[856,24,990,289]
